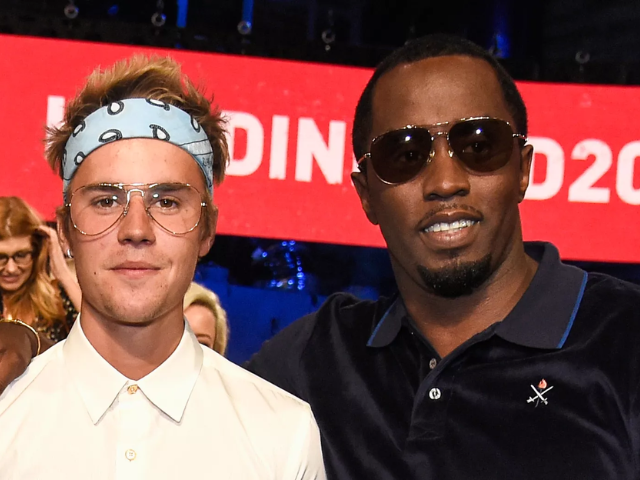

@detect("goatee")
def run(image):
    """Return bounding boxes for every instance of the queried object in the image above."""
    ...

[417,254,492,298]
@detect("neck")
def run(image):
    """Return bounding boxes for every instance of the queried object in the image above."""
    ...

[79,302,185,380]
[397,241,538,358]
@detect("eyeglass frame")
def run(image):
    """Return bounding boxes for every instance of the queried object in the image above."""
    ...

[357,116,528,185]
[0,250,34,268]
[65,182,208,237]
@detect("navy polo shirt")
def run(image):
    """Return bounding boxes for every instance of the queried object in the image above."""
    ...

[246,242,640,479]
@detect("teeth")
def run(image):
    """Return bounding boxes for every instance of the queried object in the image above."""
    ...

[424,219,476,233]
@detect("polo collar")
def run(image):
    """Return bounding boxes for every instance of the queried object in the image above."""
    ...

[63,316,203,425]
[367,242,588,350]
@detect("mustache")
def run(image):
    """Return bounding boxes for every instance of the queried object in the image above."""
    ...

[421,203,484,220]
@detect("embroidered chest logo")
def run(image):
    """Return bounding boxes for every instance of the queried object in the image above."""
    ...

[527,379,554,407]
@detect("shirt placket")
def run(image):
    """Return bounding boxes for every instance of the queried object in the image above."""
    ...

[115,382,153,479]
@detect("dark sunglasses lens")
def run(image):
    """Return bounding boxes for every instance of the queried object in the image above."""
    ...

[449,119,515,172]
[370,128,432,183]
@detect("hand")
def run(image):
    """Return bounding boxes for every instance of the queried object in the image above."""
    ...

[0,322,34,394]
[36,225,69,282]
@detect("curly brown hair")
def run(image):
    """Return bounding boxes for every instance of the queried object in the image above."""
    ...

[46,54,228,240]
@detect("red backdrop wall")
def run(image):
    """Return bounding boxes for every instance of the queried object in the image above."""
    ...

[1,34,639,262]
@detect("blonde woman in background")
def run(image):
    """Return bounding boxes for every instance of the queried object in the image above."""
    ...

[184,282,229,356]
[0,196,81,350]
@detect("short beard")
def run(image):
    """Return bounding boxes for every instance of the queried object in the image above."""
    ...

[417,254,492,298]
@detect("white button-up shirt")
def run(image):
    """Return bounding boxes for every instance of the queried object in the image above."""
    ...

[0,320,325,480]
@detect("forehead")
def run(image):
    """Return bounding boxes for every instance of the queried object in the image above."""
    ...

[371,55,513,137]
[0,236,32,253]
[69,138,205,190]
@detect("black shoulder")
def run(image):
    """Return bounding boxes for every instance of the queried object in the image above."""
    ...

[244,292,390,398]
[583,272,640,307]
[574,272,640,335]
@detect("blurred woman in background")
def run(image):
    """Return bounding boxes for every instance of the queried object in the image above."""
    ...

[184,282,229,356]
[0,196,81,350]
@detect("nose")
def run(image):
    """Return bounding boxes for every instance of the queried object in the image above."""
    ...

[2,258,20,274]
[117,192,156,245]
[420,136,471,201]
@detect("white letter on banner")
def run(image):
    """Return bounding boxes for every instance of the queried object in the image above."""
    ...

[46,95,66,129]
[616,141,640,205]
[295,118,346,184]
[269,115,290,180]
[524,137,565,200]
[225,111,264,176]
[568,139,611,203]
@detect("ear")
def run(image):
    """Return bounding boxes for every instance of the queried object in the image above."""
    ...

[199,204,217,257]
[351,170,378,225]
[56,210,72,254]
[517,143,534,203]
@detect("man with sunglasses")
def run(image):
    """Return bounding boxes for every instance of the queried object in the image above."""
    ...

[246,34,640,479]
[0,56,325,479]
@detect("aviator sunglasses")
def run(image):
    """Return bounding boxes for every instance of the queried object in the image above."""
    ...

[358,117,527,185]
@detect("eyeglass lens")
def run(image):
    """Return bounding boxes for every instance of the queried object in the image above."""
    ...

[0,251,33,267]
[70,183,204,236]
[369,118,518,184]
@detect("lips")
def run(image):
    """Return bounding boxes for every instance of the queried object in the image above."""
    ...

[418,208,483,233]
[111,261,161,278]
[0,275,24,283]
[417,207,484,249]
[112,261,160,270]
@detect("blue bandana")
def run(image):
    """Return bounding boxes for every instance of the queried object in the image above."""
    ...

[63,98,214,195]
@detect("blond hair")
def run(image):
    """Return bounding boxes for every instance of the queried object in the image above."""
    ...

[184,282,229,356]
[0,197,65,330]
[45,55,229,238]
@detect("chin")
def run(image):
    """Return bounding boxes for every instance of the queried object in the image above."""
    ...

[103,301,167,326]
[417,253,493,298]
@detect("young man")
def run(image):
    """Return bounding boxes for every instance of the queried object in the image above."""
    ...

[0,56,325,480]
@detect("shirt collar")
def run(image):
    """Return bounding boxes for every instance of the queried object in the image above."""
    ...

[367,242,588,350]
[63,317,203,425]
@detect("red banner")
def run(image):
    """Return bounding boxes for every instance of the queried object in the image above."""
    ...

[1,34,640,263]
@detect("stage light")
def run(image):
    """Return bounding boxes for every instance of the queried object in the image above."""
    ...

[151,0,166,28]
[238,20,252,36]
[321,10,336,52]
[237,0,253,36]
[107,4,119,17]
[63,1,79,20]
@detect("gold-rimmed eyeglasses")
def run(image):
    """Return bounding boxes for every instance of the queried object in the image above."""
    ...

[66,183,207,236]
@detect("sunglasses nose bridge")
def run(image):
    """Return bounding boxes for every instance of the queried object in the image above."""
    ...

[429,131,455,159]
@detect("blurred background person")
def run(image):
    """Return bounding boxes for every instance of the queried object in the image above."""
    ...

[0,196,81,349]
[184,282,229,355]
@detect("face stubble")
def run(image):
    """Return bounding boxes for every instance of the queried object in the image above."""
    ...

[416,251,493,298]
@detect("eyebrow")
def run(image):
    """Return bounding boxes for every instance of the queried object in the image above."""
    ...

[0,249,33,256]
[150,183,191,193]
[82,185,123,193]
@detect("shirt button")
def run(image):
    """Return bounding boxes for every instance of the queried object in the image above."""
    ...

[125,449,137,461]
[429,358,437,370]
[429,387,442,400]
[127,385,139,395]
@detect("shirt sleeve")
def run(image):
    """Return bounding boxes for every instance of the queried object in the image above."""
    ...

[283,406,327,480]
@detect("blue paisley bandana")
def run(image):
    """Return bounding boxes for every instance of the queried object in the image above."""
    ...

[63,98,215,196]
